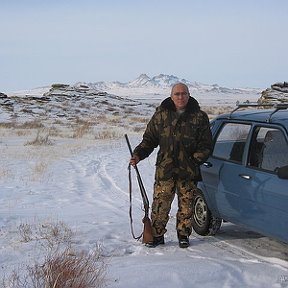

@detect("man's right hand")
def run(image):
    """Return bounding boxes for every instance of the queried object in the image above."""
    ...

[129,155,140,166]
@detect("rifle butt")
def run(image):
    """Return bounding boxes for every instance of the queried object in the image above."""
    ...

[142,216,154,244]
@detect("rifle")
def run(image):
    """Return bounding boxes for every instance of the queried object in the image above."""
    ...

[125,134,153,244]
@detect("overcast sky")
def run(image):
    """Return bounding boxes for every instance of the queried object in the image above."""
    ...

[1,0,287,92]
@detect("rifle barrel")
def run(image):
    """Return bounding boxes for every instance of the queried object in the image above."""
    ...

[125,134,150,208]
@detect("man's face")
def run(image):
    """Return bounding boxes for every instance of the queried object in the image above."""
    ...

[171,84,189,110]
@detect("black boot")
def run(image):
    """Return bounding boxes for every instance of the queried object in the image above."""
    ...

[145,235,165,248]
[178,235,189,248]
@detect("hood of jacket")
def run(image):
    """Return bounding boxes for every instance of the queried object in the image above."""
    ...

[159,96,200,113]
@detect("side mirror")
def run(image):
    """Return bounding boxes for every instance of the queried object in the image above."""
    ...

[276,165,288,179]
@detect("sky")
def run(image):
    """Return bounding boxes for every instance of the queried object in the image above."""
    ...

[1,0,288,92]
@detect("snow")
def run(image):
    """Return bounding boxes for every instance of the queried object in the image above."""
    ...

[1,81,288,288]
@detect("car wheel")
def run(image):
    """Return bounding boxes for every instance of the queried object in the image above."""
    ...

[192,188,222,236]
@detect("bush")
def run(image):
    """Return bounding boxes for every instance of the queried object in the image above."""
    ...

[2,222,107,288]
[28,248,106,288]
[2,247,106,288]
[25,130,53,146]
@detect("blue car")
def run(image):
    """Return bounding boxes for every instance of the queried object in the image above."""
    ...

[192,103,288,243]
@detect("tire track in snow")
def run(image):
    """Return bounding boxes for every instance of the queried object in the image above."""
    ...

[63,161,118,212]
[62,143,137,220]
[49,143,138,251]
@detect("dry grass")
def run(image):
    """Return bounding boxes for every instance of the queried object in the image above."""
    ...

[2,222,107,288]
[2,248,106,288]
[16,130,32,137]
[19,121,45,129]
[18,223,34,242]
[94,129,120,139]
[18,221,73,249]
[27,248,106,288]
[72,123,92,138]
[129,116,149,124]
[132,126,145,133]
[32,162,48,177]
[2,104,229,143]
[25,130,53,146]
[0,120,44,130]
[0,168,11,179]
[202,105,234,117]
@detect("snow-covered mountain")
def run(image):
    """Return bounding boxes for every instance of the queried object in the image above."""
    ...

[86,73,260,93]
[126,73,191,88]
[72,73,261,107]
[127,73,152,87]
[79,73,186,90]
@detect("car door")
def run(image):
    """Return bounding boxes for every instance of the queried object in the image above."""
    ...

[200,121,252,221]
[242,126,288,241]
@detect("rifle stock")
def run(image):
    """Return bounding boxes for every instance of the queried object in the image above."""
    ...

[125,134,153,244]
[142,216,154,244]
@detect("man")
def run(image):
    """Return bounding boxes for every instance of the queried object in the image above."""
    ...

[129,83,212,248]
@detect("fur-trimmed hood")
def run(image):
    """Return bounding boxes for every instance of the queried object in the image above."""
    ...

[159,96,200,113]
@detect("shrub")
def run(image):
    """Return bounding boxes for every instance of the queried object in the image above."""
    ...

[2,247,106,288]
[2,222,107,288]
[25,130,53,146]
[28,247,106,288]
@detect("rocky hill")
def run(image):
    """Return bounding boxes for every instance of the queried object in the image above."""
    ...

[0,83,156,139]
[258,82,288,104]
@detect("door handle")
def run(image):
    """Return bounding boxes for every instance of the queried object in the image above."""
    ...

[203,162,212,168]
[239,174,251,180]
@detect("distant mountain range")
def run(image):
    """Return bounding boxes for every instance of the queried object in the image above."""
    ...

[77,73,260,95]
[127,74,192,88]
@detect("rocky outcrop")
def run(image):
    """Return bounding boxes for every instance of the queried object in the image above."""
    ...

[258,82,288,104]
[271,82,288,93]
[0,92,8,98]
[0,83,154,125]
[0,92,13,109]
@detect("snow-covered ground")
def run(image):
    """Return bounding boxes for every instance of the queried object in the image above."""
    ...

[1,81,288,288]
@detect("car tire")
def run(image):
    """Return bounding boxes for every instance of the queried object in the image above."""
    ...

[192,188,222,236]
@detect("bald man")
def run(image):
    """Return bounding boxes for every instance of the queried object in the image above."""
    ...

[130,83,212,248]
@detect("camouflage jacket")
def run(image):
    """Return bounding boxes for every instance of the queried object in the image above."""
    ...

[133,96,213,181]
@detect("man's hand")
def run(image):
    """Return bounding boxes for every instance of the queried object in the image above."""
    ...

[129,155,140,166]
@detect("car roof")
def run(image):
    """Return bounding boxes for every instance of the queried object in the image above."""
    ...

[213,105,288,130]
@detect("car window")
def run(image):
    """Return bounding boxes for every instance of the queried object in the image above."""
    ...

[212,123,251,162]
[248,127,288,171]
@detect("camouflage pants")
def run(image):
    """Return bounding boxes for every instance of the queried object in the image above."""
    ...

[151,178,196,237]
